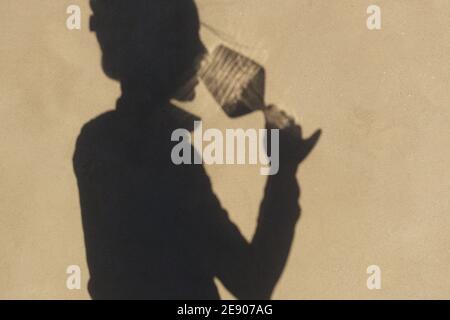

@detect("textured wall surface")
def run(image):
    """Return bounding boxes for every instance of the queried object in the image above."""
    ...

[1,0,449,299]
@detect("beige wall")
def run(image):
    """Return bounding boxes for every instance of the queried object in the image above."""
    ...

[1,0,449,299]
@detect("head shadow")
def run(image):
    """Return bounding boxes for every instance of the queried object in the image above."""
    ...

[89,0,206,101]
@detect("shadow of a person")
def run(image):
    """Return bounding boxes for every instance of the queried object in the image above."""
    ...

[73,0,320,300]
